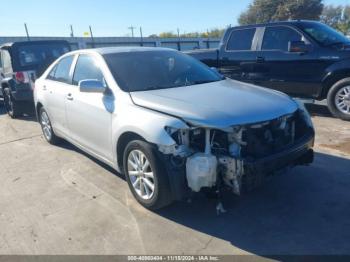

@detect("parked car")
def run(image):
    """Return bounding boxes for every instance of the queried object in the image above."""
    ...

[0,40,71,118]
[34,47,315,210]
[186,20,350,121]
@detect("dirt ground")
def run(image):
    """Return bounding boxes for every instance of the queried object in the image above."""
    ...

[307,104,350,156]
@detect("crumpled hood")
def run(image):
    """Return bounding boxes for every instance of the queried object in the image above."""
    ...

[130,79,298,128]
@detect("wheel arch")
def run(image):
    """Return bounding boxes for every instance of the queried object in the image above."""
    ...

[321,68,350,100]
[1,81,10,92]
[116,131,146,173]
[35,102,44,121]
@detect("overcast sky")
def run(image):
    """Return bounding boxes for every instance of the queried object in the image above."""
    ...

[0,0,348,37]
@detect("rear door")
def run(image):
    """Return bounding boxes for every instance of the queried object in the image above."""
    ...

[66,54,113,160]
[219,27,260,83]
[257,25,322,97]
[43,55,75,136]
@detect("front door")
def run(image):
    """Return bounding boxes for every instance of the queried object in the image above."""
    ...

[65,54,113,160]
[257,25,325,98]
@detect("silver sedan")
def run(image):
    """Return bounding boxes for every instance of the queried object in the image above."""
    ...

[34,47,315,210]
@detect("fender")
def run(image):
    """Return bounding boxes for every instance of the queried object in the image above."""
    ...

[1,77,16,90]
[321,58,350,99]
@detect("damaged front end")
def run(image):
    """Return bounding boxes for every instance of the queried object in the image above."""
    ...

[158,107,315,200]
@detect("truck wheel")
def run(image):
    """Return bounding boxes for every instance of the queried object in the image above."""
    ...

[327,78,350,121]
[39,107,61,145]
[3,88,22,118]
[123,140,172,210]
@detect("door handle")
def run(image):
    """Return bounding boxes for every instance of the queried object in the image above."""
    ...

[67,93,74,101]
[256,56,265,63]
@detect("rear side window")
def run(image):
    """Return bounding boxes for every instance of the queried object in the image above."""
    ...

[17,44,70,68]
[47,56,74,83]
[2,50,12,73]
[262,26,302,51]
[226,28,256,51]
[72,55,105,86]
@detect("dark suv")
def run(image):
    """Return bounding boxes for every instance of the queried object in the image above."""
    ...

[0,40,71,118]
[187,21,350,120]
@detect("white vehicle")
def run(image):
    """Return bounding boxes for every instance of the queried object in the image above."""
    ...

[34,47,315,210]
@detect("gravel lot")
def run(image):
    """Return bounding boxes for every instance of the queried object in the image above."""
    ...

[0,100,350,255]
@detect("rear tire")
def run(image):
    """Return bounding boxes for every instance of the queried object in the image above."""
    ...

[327,78,350,121]
[123,140,173,210]
[39,107,61,145]
[3,88,22,118]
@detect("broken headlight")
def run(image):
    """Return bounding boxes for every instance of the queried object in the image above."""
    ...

[165,126,185,144]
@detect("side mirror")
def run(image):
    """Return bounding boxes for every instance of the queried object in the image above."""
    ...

[79,79,106,93]
[288,41,309,53]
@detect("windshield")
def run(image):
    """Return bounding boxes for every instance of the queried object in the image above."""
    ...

[299,22,350,46]
[16,43,70,69]
[104,50,223,92]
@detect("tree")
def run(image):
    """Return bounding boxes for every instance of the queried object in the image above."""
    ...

[153,28,226,38]
[158,31,177,38]
[321,5,350,34]
[239,0,283,25]
[239,0,324,25]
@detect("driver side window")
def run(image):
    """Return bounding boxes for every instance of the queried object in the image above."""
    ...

[72,55,106,86]
[262,26,303,52]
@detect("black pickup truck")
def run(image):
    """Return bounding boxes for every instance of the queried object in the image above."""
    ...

[186,20,350,120]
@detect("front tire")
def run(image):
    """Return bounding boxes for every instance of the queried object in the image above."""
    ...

[123,140,172,210]
[39,107,61,145]
[327,78,350,121]
[3,88,22,118]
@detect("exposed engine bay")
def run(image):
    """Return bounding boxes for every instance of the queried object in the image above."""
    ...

[158,109,314,200]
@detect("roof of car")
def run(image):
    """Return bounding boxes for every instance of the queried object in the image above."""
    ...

[95,46,174,55]
[0,40,70,49]
[65,46,175,56]
[230,20,320,29]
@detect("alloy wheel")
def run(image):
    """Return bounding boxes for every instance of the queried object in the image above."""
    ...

[127,149,155,200]
[335,85,350,115]
[41,111,52,141]
[4,90,13,115]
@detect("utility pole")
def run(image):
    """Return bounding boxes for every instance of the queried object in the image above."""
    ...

[70,25,74,37]
[177,28,181,51]
[140,27,144,46]
[89,25,95,48]
[207,29,210,49]
[24,23,30,41]
[128,25,136,37]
